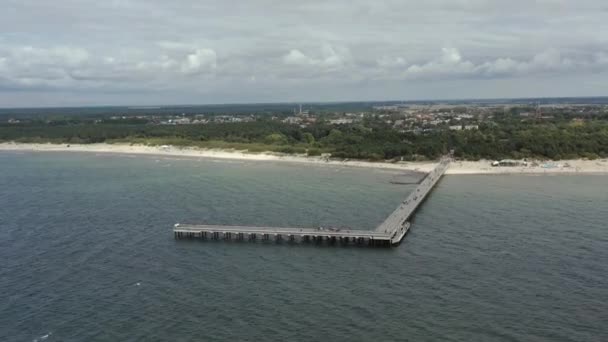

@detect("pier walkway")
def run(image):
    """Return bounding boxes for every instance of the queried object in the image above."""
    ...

[174,157,450,247]
[174,224,394,246]
[375,156,451,244]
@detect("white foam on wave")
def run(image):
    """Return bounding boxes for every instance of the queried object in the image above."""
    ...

[33,332,52,342]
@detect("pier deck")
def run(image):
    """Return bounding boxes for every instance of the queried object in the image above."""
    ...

[375,157,451,244]
[174,224,394,246]
[174,157,450,247]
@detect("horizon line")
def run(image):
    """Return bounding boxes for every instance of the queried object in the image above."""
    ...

[1,95,608,110]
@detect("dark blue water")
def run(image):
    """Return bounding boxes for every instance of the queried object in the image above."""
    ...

[1,152,607,341]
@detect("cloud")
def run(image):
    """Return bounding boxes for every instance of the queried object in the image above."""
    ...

[377,56,407,68]
[180,48,217,74]
[395,47,604,81]
[476,49,580,77]
[0,44,218,91]
[2,0,608,105]
[132,48,217,76]
[283,49,311,66]
[595,52,608,65]
[282,45,348,72]
[12,46,90,67]
[403,48,474,79]
[440,48,462,64]
[0,46,90,81]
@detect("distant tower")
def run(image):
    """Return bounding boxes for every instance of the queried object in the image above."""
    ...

[535,102,542,121]
[299,104,302,115]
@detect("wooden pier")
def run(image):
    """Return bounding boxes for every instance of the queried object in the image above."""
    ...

[174,157,450,247]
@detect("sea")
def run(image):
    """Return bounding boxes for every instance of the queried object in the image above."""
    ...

[1,152,607,342]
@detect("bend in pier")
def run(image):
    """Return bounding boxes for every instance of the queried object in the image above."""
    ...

[375,156,451,245]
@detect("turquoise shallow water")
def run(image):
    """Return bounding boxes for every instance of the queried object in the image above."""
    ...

[1,152,607,342]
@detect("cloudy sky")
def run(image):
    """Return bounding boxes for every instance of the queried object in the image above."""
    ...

[1,0,607,107]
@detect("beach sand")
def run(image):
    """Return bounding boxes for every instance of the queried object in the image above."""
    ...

[1,142,607,175]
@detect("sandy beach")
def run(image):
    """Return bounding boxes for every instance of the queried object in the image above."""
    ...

[1,142,607,175]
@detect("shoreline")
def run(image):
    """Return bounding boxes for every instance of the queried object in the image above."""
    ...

[1,142,607,175]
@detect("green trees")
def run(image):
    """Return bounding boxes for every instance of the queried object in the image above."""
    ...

[302,132,315,145]
[1,114,607,161]
[264,133,288,145]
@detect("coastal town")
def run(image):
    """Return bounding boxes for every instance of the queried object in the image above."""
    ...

[5,100,604,139]
[69,101,608,134]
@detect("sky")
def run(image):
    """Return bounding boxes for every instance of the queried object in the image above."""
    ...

[1,0,607,107]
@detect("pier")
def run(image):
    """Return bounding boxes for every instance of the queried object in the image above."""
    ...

[174,224,395,247]
[174,157,450,247]
[375,156,451,244]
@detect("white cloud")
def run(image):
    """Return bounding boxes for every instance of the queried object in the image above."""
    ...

[0,44,218,91]
[476,49,578,77]
[134,48,217,75]
[9,46,89,68]
[440,48,462,64]
[135,55,178,73]
[403,48,475,79]
[376,56,407,68]
[282,45,348,72]
[476,58,519,76]
[395,47,605,81]
[156,41,198,52]
[283,49,310,66]
[180,48,217,74]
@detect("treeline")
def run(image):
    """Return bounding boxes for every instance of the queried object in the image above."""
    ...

[1,116,607,160]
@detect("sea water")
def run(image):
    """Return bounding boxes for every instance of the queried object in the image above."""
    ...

[1,152,607,341]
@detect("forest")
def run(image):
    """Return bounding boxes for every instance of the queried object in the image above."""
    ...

[1,114,607,161]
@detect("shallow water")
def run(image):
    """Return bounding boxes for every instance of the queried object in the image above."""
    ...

[1,152,607,341]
